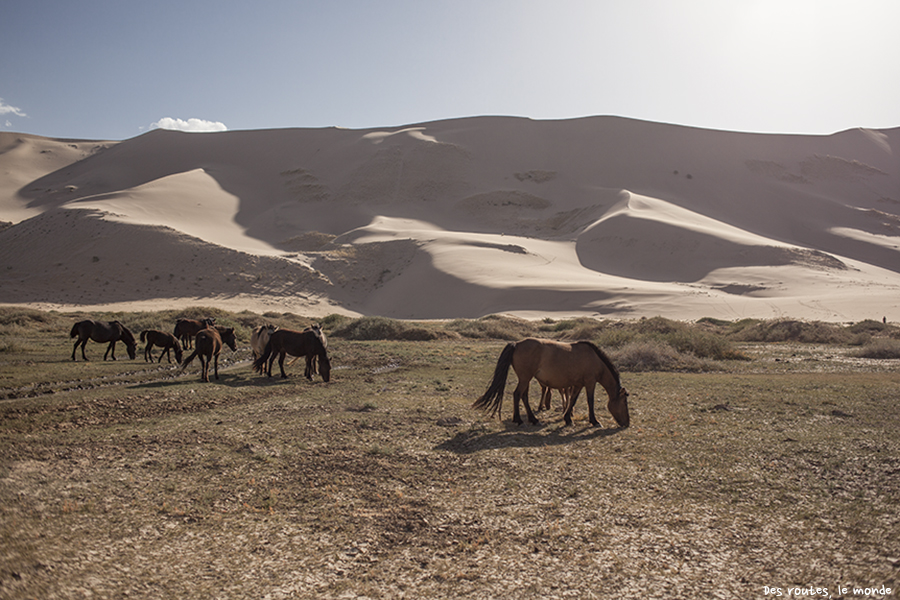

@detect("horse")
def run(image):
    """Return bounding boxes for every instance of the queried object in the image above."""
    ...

[300,324,327,377]
[252,324,326,375]
[473,338,629,428]
[251,324,277,360]
[139,329,184,364]
[252,328,331,382]
[180,326,237,382]
[70,320,137,361]
[173,317,216,349]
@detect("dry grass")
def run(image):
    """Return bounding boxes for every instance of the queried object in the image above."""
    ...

[0,310,898,599]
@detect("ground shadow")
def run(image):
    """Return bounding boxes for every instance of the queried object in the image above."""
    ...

[435,421,624,454]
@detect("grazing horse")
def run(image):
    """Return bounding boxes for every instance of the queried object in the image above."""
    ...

[181,327,237,382]
[300,324,327,377]
[473,338,629,427]
[251,324,277,360]
[173,317,216,349]
[252,328,331,382]
[139,329,184,364]
[70,320,137,361]
[253,324,326,375]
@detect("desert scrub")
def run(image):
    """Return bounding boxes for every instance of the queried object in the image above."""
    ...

[612,340,711,372]
[729,319,852,344]
[850,338,900,359]
[332,315,460,341]
[445,315,538,340]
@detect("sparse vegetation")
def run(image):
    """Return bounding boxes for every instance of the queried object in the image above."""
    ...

[0,309,898,599]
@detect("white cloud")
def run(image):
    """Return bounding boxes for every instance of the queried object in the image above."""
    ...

[151,117,228,133]
[0,98,27,118]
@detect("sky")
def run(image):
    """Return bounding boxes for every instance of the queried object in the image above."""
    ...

[2,0,898,140]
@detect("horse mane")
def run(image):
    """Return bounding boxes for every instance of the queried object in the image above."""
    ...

[577,341,621,389]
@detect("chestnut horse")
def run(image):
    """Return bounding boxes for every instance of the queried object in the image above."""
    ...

[252,328,331,382]
[173,317,215,349]
[70,320,137,361]
[180,327,237,382]
[473,338,629,427]
[139,329,184,364]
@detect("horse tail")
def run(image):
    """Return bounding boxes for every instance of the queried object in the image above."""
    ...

[181,349,199,369]
[140,330,148,342]
[69,322,80,338]
[253,340,273,374]
[472,342,517,417]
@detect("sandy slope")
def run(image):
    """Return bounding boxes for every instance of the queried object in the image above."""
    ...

[0,117,898,321]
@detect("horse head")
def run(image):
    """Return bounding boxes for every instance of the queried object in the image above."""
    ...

[609,387,630,428]
[221,328,237,351]
[318,351,331,382]
[117,324,138,360]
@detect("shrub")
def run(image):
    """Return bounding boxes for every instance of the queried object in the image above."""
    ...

[850,338,900,359]
[611,340,708,372]
[446,315,537,340]
[332,316,456,341]
[730,319,851,344]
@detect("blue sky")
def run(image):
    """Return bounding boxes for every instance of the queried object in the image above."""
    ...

[2,0,898,140]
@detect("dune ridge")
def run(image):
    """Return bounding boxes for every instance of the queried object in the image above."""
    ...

[1,116,898,321]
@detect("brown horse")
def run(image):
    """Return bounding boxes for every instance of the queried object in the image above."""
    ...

[173,317,216,349]
[252,328,331,381]
[473,338,629,427]
[139,329,184,363]
[180,327,237,382]
[252,324,326,376]
[70,320,137,361]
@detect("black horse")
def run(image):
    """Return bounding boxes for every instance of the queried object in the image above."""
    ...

[70,320,137,361]
[139,329,184,363]
[252,328,331,381]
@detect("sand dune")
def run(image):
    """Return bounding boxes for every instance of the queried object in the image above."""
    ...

[1,117,898,321]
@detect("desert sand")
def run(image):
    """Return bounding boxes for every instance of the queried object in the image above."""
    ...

[1,116,898,321]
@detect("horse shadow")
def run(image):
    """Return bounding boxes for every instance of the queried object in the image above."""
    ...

[435,421,624,454]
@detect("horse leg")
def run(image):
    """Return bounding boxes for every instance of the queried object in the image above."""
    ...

[213,352,220,380]
[72,339,81,361]
[520,385,540,425]
[199,354,208,382]
[512,380,539,425]
[512,387,523,425]
[278,352,288,379]
[562,386,582,426]
[585,385,600,427]
[104,341,116,361]
[304,356,313,380]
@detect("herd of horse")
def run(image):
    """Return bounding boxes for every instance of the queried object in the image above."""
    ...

[68,318,630,428]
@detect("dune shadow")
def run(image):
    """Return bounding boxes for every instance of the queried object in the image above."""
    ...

[435,421,624,454]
